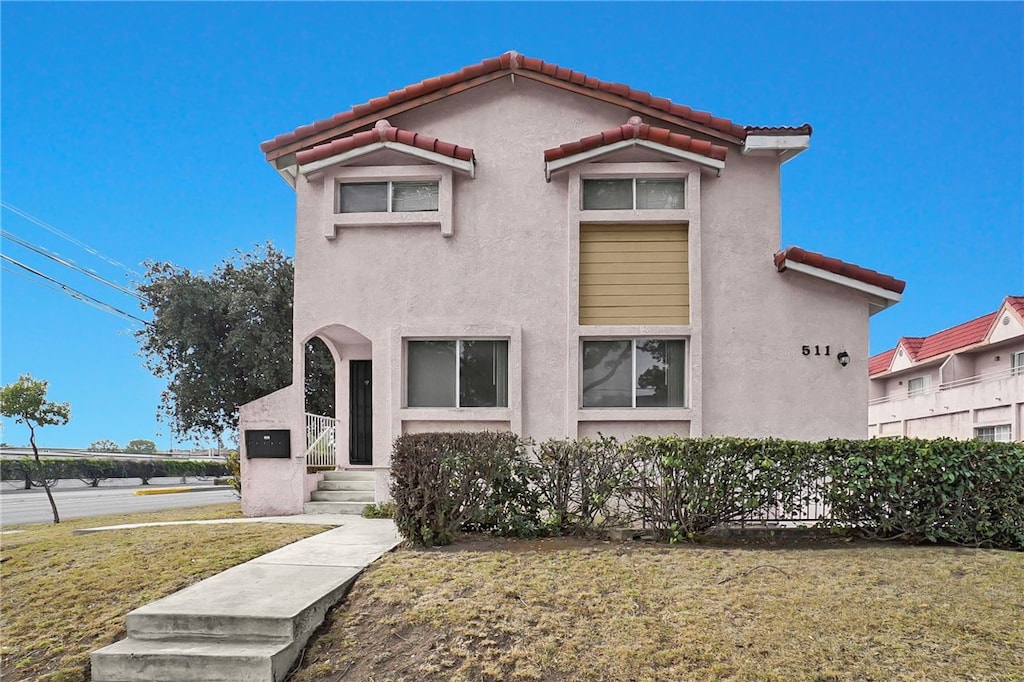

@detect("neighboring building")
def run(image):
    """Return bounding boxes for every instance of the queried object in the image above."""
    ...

[240,52,905,515]
[868,296,1024,442]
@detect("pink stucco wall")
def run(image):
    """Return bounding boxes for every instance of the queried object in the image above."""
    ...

[241,75,881,511]
[238,384,308,516]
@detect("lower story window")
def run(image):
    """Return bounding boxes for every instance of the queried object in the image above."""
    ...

[975,425,1011,442]
[407,339,508,408]
[582,338,685,408]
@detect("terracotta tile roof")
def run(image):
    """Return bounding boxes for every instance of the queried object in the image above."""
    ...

[1008,295,1024,318]
[745,124,813,136]
[773,246,907,294]
[295,120,474,166]
[868,295,1024,375]
[261,52,804,156]
[868,348,896,375]
[900,337,926,359]
[544,116,729,163]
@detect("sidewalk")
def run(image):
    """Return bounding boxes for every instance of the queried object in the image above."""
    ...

[91,515,403,681]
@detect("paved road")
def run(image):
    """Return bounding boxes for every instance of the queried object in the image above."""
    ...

[0,480,238,526]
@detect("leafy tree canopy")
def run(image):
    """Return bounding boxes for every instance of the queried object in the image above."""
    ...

[125,438,158,454]
[135,243,333,441]
[89,439,121,452]
[0,374,70,523]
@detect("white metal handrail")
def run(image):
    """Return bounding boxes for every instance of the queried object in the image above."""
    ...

[869,366,1024,406]
[305,412,337,469]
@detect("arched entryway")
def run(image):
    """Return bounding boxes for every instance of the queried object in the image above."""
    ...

[301,324,372,469]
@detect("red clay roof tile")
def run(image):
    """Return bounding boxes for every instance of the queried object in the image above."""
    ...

[294,120,474,166]
[773,246,906,294]
[868,348,896,375]
[260,52,804,155]
[544,117,730,164]
[868,295,1024,375]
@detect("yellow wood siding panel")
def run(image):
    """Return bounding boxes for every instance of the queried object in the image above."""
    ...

[579,224,689,325]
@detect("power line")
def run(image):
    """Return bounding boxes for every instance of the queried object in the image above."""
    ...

[0,201,137,276]
[1,228,144,301]
[1,254,148,325]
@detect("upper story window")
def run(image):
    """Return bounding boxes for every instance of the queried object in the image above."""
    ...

[582,338,685,408]
[407,339,508,408]
[907,375,930,397]
[339,181,439,213]
[1011,351,1024,376]
[582,178,685,210]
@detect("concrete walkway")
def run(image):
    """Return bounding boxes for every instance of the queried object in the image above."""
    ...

[91,516,403,681]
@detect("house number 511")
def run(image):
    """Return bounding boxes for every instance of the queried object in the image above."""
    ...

[802,345,830,356]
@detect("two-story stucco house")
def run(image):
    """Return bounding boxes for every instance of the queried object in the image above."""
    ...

[239,52,905,516]
[868,296,1024,441]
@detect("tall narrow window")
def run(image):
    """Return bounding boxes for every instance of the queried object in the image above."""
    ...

[582,339,685,408]
[407,340,508,408]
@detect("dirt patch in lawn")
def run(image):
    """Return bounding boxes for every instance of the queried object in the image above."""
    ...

[0,503,331,682]
[292,532,1024,682]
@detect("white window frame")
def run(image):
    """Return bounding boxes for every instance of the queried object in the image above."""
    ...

[975,425,1012,442]
[1011,351,1024,376]
[337,179,439,214]
[325,166,453,239]
[581,337,686,409]
[406,338,509,409]
[580,177,686,211]
[907,375,930,397]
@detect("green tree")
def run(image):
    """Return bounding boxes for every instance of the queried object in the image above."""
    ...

[135,243,333,441]
[124,438,158,454]
[0,374,71,523]
[88,439,121,452]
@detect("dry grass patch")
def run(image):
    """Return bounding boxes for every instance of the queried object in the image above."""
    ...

[0,503,330,681]
[293,535,1024,682]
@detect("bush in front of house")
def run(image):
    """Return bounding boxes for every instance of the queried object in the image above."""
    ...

[822,438,1024,548]
[390,431,541,546]
[389,433,1023,549]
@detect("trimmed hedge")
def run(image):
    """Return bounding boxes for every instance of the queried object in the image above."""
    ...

[0,457,229,488]
[389,432,1023,549]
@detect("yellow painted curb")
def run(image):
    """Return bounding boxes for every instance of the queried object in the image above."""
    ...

[134,487,192,496]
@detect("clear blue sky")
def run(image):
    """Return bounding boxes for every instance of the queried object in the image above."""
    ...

[2,2,1021,449]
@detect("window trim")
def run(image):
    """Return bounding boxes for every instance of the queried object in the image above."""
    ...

[405,338,509,409]
[580,337,687,409]
[326,165,454,239]
[581,177,686,211]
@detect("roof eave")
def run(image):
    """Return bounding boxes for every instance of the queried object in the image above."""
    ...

[298,141,475,179]
[742,134,811,164]
[545,138,725,181]
[780,260,903,315]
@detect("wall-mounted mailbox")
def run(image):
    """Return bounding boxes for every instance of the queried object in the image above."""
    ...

[245,429,291,458]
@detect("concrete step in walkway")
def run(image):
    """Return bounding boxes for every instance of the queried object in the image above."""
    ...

[304,469,376,516]
[92,517,402,682]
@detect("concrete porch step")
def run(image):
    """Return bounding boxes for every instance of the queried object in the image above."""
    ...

[303,501,369,515]
[310,490,374,503]
[91,636,295,681]
[322,469,375,482]
[317,479,375,492]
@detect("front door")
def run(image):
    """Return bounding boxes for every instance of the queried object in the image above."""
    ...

[349,360,372,465]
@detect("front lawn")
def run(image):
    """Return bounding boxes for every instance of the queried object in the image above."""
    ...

[294,534,1024,681]
[0,503,331,681]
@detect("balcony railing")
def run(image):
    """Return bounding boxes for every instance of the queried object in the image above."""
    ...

[305,412,337,471]
[870,366,1023,406]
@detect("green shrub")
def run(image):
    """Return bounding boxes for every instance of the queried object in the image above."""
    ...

[362,501,396,519]
[390,431,541,546]
[76,458,121,487]
[534,436,635,535]
[823,438,1024,548]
